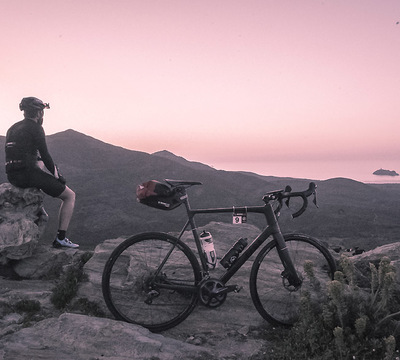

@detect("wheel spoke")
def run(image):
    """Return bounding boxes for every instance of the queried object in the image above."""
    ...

[102,233,201,332]
[250,234,336,326]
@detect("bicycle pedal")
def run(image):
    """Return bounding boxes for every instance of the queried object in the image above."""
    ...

[234,286,243,293]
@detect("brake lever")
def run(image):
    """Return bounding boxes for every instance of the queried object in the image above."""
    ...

[313,189,318,208]
[284,185,292,208]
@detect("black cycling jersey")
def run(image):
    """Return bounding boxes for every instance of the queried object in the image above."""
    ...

[5,118,55,174]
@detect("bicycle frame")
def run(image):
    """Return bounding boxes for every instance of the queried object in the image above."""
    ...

[175,189,302,287]
[103,180,329,332]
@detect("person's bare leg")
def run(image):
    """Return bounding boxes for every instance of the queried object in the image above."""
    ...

[57,186,75,231]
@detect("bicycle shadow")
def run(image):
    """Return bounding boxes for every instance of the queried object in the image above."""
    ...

[164,221,272,358]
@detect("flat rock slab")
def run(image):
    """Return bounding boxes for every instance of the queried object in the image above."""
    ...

[0,313,213,360]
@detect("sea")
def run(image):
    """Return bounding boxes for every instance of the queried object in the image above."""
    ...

[215,159,400,184]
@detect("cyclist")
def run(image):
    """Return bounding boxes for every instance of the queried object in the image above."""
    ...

[5,97,78,248]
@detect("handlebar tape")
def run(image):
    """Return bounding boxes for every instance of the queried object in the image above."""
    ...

[291,182,316,218]
[280,182,316,218]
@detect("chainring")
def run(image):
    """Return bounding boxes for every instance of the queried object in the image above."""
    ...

[199,279,227,308]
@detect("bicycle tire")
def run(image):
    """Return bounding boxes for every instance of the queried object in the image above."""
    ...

[102,232,201,332]
[249,233,336,327]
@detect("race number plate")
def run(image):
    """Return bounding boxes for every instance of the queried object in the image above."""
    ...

[233,208,247,224]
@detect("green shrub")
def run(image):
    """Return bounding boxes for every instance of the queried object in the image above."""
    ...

[50,253,91,309]
[14,299,41,314]
[268,255,400,360]
[70,297,105,317]
[12,299,43,326]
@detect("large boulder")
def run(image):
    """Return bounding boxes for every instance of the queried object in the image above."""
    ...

[12,245,82,280]
[77,222,264,315]
[351,242,400,287]
[78,233,400,322]
[0,183,48,264]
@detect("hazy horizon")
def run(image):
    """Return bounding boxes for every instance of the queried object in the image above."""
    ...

[215,159,400,183]
[82,129,400,183]
[2,127,398,184]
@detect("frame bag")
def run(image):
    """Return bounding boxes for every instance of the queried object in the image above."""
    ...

[136,180,182,210]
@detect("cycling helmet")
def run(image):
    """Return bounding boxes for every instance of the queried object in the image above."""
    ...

[19,97,50,111]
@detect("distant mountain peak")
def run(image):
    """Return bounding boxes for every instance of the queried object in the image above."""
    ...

[152,150,175,157]
[52,129,83,136]
[152,150,215,171]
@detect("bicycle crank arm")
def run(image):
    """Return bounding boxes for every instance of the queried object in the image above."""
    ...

[215,285,242,295]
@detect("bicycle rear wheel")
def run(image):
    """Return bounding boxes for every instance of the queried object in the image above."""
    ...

[102,232,201,332]
[250,233,336,326]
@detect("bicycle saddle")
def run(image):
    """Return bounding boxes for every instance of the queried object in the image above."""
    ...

[164,179,203,187]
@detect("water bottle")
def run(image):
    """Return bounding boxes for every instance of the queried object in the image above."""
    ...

[220,238,248,269]
[200,230,217,269]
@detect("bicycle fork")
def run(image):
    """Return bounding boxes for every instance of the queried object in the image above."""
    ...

[265,205,303,289]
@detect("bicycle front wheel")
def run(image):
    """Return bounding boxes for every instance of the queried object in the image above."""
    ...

[102,232,201,332]
[250,233,336,326]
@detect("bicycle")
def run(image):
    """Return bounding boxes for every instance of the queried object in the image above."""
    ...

[102,180,336,332]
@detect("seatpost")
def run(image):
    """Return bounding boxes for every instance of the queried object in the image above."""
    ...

[181,189,210,272]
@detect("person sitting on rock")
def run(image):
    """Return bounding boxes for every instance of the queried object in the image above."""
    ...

[5,97,78,249]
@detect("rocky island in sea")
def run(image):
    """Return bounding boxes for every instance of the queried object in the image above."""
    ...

[373,168,399,176]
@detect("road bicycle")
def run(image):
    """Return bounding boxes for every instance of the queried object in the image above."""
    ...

[102,180,336,332]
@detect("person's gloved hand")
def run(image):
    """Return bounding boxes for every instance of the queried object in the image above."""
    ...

[54,164,67,185]
[58,174,67,185]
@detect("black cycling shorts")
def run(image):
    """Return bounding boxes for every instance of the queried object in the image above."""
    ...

[7,168,66,198]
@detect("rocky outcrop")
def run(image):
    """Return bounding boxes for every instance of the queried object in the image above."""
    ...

[1,224,400,359]
[0,183,48,264]
[0,234,267,359]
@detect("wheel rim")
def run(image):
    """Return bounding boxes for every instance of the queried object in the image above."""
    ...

[250,235,335,326]
[103,234,200,331]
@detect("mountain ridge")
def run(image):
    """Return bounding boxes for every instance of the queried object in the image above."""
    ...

[152,150,215,172]
[1,129,399,251]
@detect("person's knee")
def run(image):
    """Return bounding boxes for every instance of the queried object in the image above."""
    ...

[69,188,76,201]
[69,189,76,204]
[59,186,75,203]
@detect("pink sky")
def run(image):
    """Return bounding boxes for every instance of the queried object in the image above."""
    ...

[1,0,399,176]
